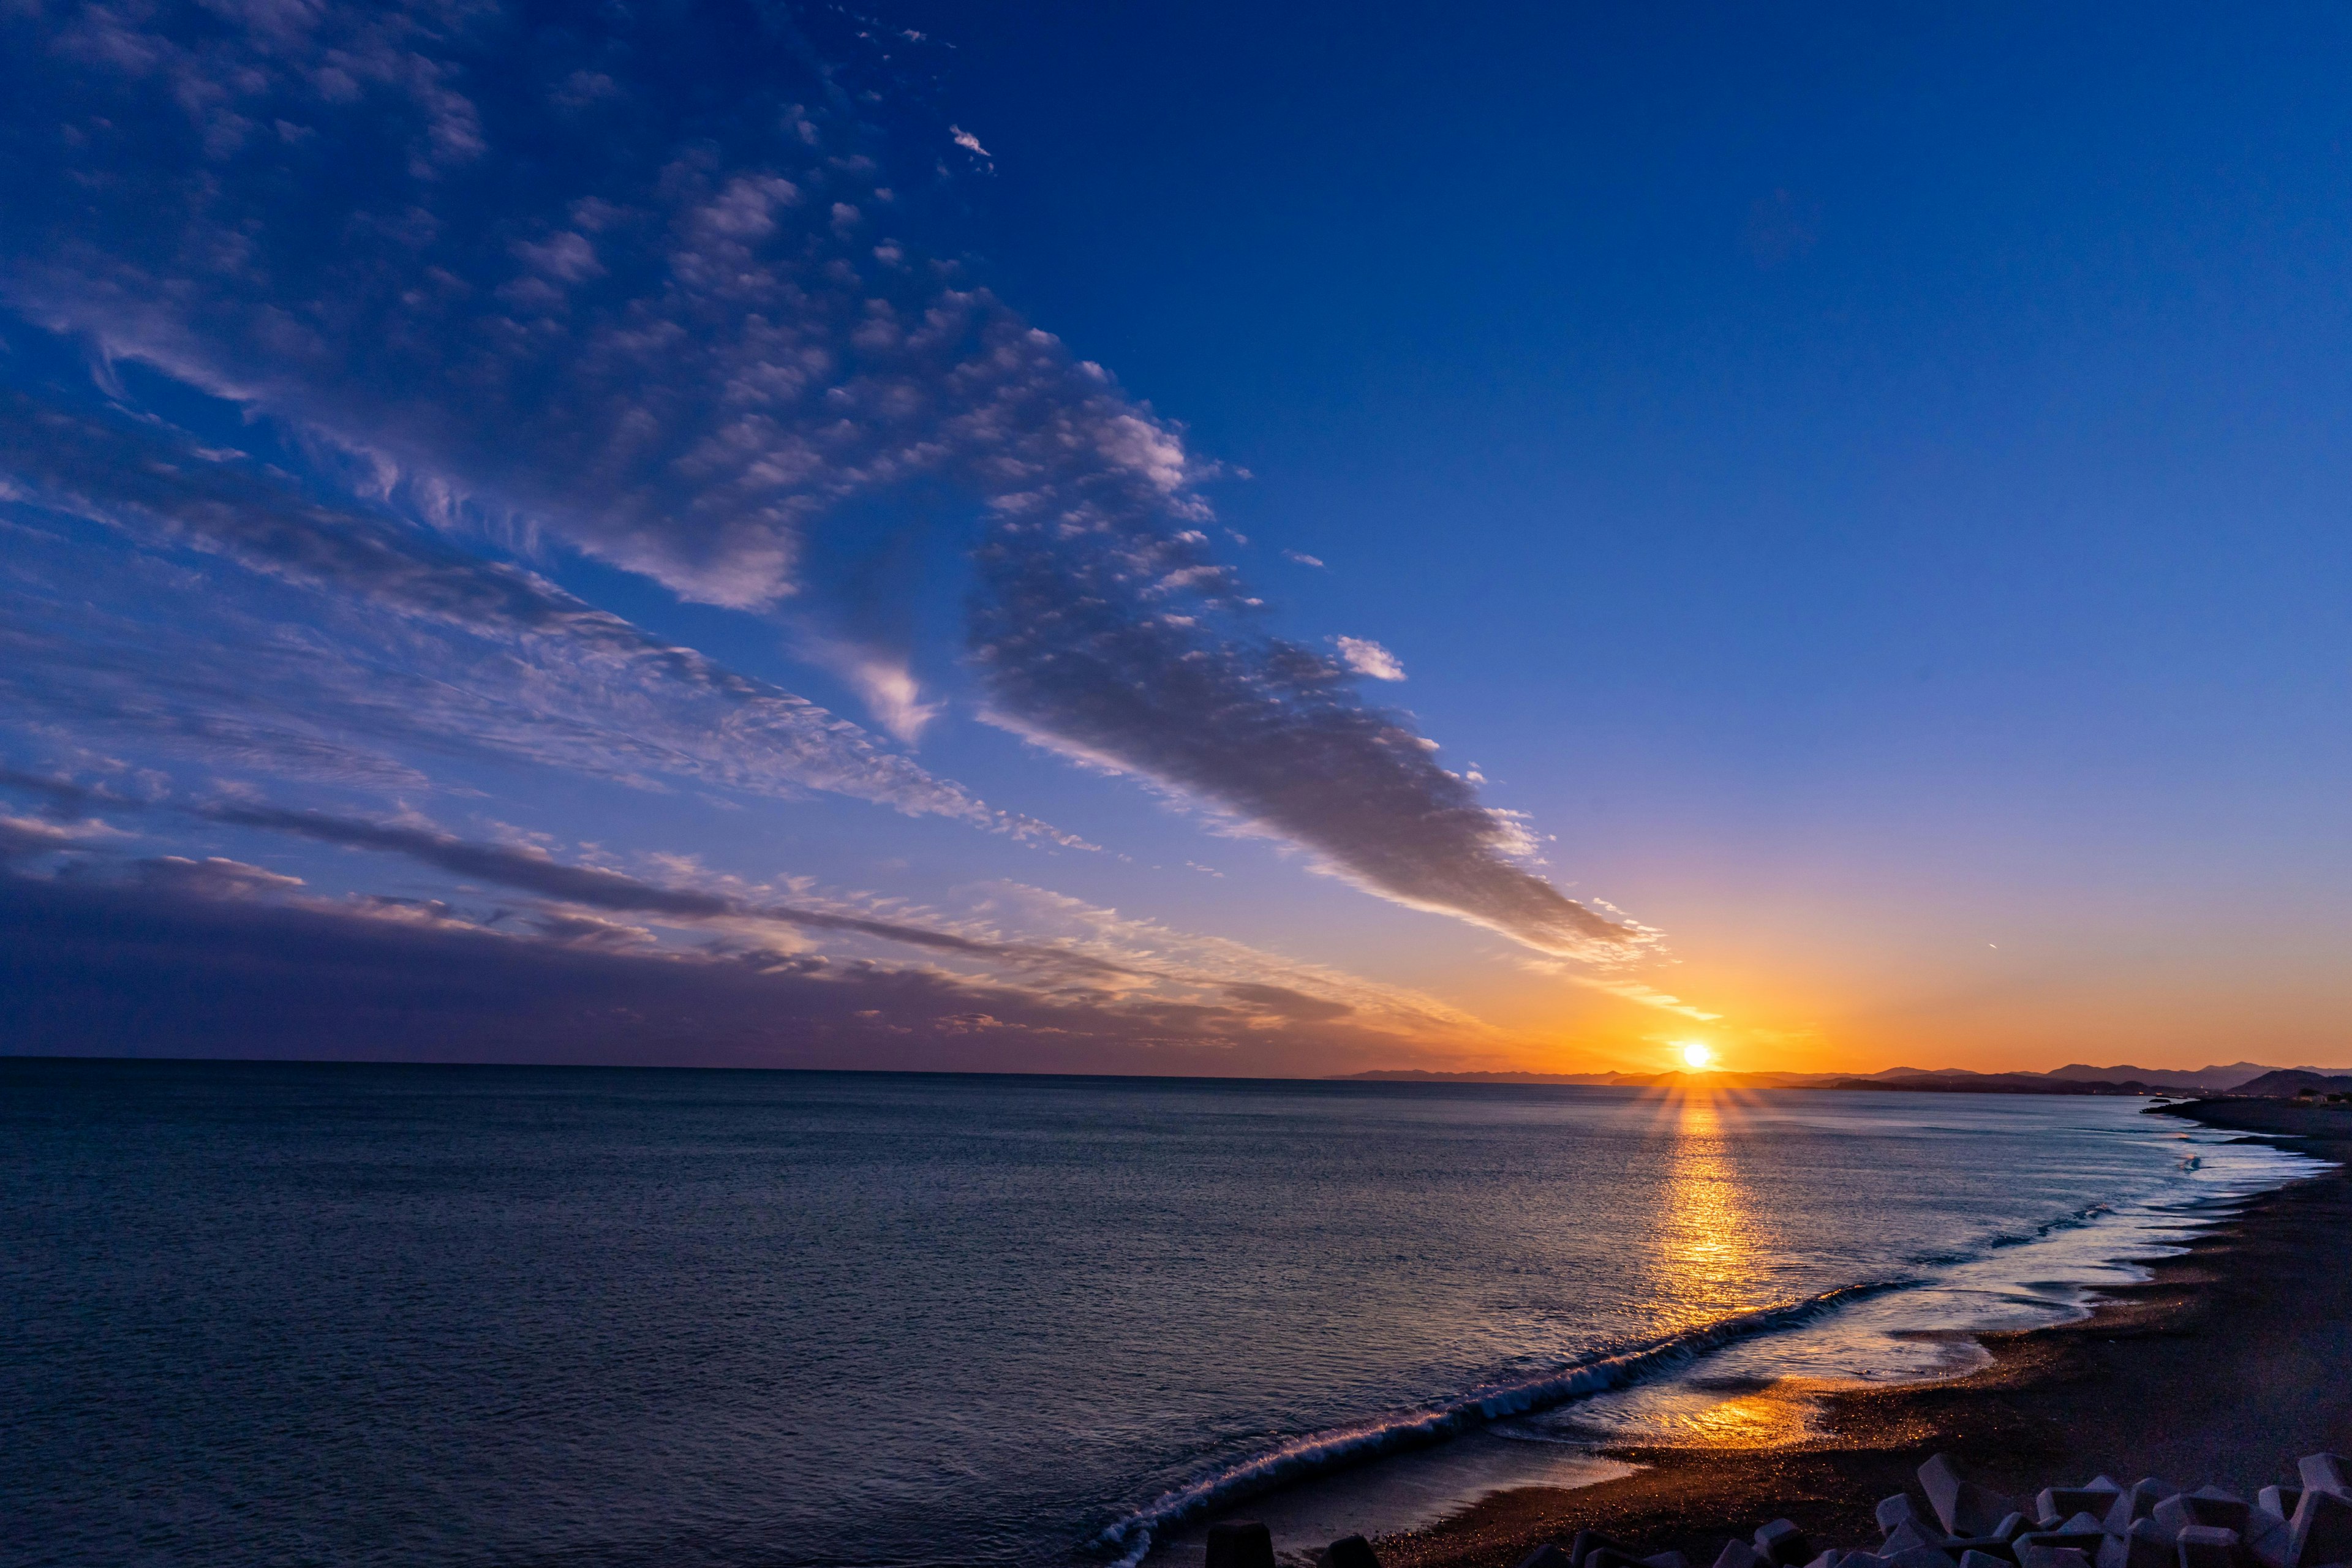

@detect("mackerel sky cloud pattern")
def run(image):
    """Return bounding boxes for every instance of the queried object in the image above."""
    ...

[0,0,1648,1055]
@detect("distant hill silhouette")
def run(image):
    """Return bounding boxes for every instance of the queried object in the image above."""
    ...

[2230,1069,2352,1098]
[1336,1060,2352,1096]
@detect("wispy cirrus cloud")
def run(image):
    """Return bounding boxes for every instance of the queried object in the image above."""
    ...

[0,0,1662,990]
[0,377,1086,842]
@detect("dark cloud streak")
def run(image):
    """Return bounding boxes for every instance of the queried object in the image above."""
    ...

[0,865,1395,1073]
[203,802,1139,977]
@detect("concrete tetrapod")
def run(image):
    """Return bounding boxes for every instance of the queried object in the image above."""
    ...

[2107,1483,2178,1538]
[1585,1547,1663,1568]
[1923,1457,2021,1540]
[1757,1520,1815,1568]
[2018,1550,2093,1568]
[1887,1547,1959,1568]
[2302,1458,2352,1500]
[1463,1452,2352,1568]
[1206,1521,1277,1568]
[2098,1518,2175,1568]
[1881,1499,1936,1540]
[1574,1531,1640,1566]
[2040,1490,2124,1529]
[2157,1489,2253,1538]
[2175,1527,2239,1568]
[1885,1522,1944,1556]
[2290,1483,2352,1568]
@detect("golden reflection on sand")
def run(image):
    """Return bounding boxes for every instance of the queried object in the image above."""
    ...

[1667,1386,1816,1448]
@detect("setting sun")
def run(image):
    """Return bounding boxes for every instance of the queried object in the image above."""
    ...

[1681,1043,1714,1070]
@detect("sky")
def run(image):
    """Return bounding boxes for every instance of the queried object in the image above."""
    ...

[1,1,2347,1078]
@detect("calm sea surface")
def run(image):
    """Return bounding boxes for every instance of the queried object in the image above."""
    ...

[0,1061,2324,1568]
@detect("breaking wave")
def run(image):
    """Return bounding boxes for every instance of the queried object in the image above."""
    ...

[1095,1282,1909,1567]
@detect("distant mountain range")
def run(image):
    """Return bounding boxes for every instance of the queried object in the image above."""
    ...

[1336,1060,2352,1097]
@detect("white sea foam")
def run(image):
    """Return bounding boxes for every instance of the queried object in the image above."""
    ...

[1099,1281,1909,1566]
[1106,1111,2332,1566]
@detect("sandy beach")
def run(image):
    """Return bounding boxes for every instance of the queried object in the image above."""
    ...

[1382,1099,2352,1568]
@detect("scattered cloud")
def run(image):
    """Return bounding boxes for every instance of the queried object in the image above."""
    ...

[1333,636,1406,682]
[0,379,1076,837]
[1282,549,1325,568]
[0,0,1663,1019]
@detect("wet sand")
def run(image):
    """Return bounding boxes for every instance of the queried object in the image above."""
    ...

[1381,1099,2352,1568]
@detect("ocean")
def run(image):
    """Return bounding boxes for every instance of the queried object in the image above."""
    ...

[0,1061,2325,1568]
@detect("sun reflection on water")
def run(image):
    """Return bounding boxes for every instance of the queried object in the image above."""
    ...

[1587,1090,1830,1447]
[1647,1091,1770,1325]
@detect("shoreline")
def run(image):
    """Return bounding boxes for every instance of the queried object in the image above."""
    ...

[1374,1099,2352,1568]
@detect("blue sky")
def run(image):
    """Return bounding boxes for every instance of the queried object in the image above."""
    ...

[2,1,2346,1074]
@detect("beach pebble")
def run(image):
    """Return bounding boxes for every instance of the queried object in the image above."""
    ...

[1757,1520,1815,1568]
[2302,1458,2352,1501]
[1206,1520,1277,1568]
[2174,1526,2239,1568]
[1944,1536,2019,1564]
[1923,1457,2021,1539]
[1713,1539,1767,1568]
[2108,1483,2179,1538]
[1842,1553,1894,1568]
[1961,1552,2013,1568]
[1323,1535,1381,1568]
[1517,1547,1575,1568]
[1643,1552,1691,1568]
[2291,1483,2352,1567]
[2261,1489,2303,1523]
[2099,1518,2175,1568]
[1996,1518,2034,1545]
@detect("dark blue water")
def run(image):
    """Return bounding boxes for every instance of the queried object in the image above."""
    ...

[0,1061,2319,1568]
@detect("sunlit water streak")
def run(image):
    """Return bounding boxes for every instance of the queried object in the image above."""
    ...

[0,1062,2324,1568]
